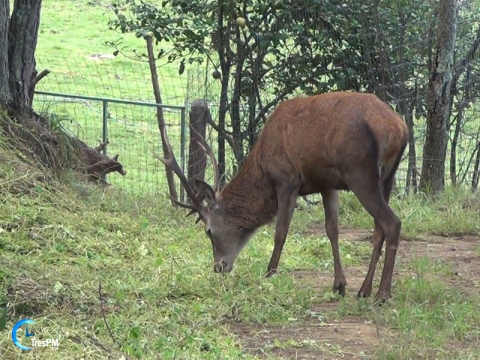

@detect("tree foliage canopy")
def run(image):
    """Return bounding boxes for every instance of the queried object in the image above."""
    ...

[110,0,480,191]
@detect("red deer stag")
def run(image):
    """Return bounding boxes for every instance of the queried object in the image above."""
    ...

[157,92,409,300]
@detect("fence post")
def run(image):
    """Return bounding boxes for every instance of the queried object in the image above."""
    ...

[180,106,186,203]
[102,100,108,182]
[187,100,209,193]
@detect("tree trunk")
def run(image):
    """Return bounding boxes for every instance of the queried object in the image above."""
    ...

[449,102,464,185]
[472,141,480,191]
[404,101,417,194]
[8,0,42,116]
[0,1,11,108]
[216,0,230,183]
[419,0,458,194]
[0,0,43,116]
[187,100,209,190]
[230,26,245,170]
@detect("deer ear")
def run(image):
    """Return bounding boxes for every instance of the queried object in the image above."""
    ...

[193,179,216,205]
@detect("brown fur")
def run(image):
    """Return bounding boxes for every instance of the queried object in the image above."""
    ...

[218,155,277,229]
[219,92,407,227]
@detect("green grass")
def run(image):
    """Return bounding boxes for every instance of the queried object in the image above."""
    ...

[36,0,185,101]
[0,135,345,359]
[1,127,480,358]
[337,186,480,238]
[336,262,480,359]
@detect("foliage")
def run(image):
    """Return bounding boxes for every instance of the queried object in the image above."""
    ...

[108,0,480,191]
[108,0,376,168]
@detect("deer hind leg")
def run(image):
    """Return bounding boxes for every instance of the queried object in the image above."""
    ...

[357,172,395,298]
[345,170,401,300]
[265,180,300,277]
[321,189,347,296]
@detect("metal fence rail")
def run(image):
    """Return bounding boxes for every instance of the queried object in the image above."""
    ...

[34,91,187,201]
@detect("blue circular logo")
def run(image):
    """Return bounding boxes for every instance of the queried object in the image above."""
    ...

[11,318,35,351]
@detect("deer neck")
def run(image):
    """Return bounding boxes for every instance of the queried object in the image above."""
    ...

[219,157,278,230]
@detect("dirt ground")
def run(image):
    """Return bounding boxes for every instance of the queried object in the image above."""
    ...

[229,224,480,359]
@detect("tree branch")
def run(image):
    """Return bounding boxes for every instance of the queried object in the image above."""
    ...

[252,84,297,128]
[204,114,238,157]
[31,69,51,89]
[453,24,480,84]
[94,139,110,153]
[145,34,179,202]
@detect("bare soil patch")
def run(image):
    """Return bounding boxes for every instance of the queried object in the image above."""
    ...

[230,315,379,359]
[229,226,480,359]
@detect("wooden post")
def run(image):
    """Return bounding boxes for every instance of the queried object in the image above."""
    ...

[188,100,211,192]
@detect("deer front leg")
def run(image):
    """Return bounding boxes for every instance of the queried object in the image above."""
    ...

[322,189,347,296]
[266,182,299,277]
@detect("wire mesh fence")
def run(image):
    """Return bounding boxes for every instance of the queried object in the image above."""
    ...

[32,90,187,198]
[32,0,480,199]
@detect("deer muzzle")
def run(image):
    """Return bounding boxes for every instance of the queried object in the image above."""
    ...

[213,260,233,273]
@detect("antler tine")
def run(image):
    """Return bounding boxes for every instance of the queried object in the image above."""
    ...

[166,193,203,225]
[189,126,220,193]
[154,128,204,212]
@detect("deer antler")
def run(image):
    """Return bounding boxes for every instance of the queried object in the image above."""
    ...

[154,127,205,215]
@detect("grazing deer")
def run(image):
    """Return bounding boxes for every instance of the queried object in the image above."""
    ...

[157,92,409,300]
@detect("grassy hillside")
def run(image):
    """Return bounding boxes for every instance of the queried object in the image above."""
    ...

[32,0,221,198]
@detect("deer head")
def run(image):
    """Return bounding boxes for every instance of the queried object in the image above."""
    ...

[155,127,254,273]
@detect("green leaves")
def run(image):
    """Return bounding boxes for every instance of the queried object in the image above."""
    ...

[107,0,480,173]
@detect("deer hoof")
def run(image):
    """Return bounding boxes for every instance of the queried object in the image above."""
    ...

[333,283,347,297]
[357,288,372,298]
[265,269,277,278]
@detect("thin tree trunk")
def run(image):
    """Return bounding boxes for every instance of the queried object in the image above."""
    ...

[472,141,480,191]
[405,102,417,194]
[230,29,245,169]
[449,102,464,185]
[0,0,11,108]
[145,35,178,202]
[420,0,458,194]
[216,0,230,183]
